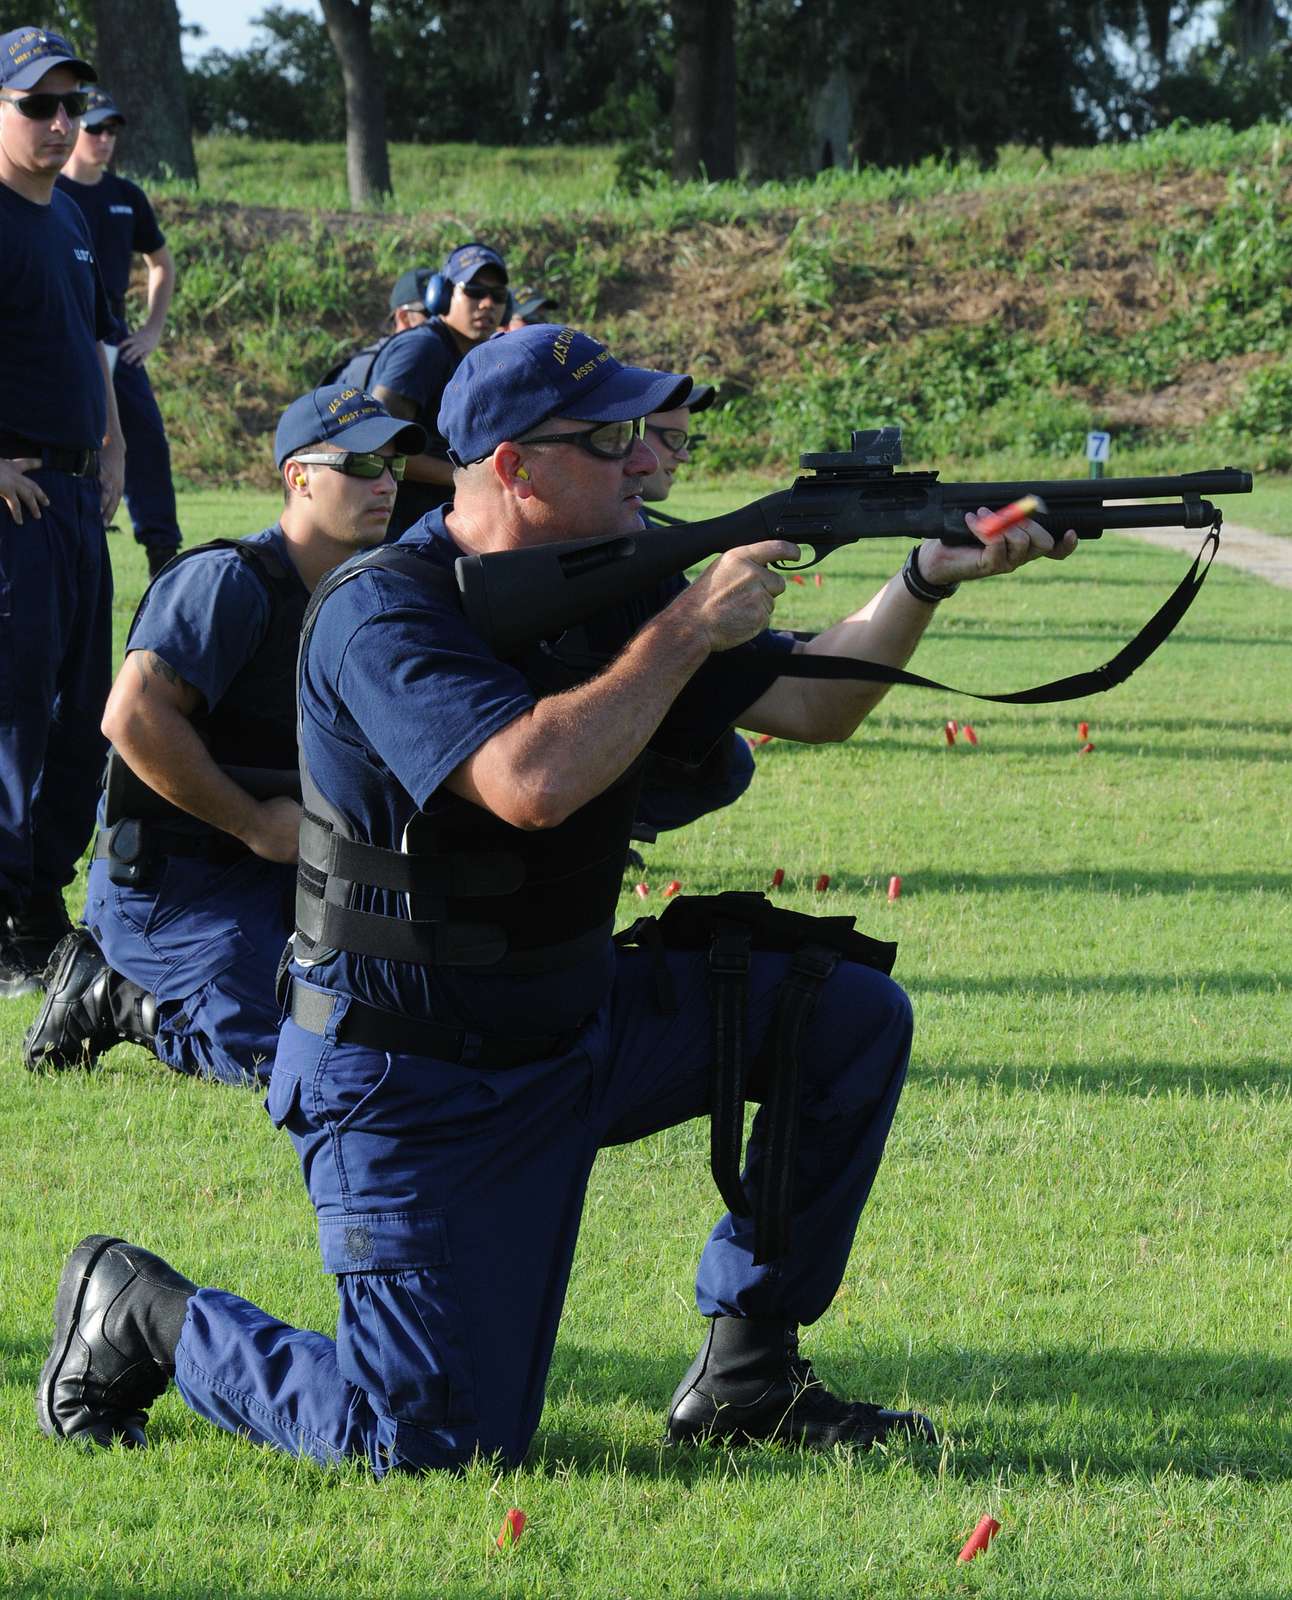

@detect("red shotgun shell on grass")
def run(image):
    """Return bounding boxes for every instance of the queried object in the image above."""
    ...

[789,573,805,585]
[1078,720,1089,739]
[1079,741,1095,755]
[755,733,774,746]
[963,724,978,745]
[664,879,682,899]
[945,721,957,746]
[496,1508,527,1549]
[770,868,785,889]
[887,875,902,901]
[814,873,830,892]
[813,572,823,587]
[634,882,650,898]
[957,1515,1001,1563]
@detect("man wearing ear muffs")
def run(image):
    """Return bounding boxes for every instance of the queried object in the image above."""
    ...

[368,241,512,537]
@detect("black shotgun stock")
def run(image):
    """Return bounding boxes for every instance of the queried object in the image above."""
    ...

[455,426,1252,657]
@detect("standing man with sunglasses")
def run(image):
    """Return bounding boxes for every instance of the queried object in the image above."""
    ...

[24,386,424,1085]
[57,87,182,579]
[37,324,1064,1471]
[0,28,125,998]
[368,242,512,537]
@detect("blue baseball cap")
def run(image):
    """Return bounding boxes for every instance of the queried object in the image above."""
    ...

[274,385,426,467]
[443,242,508,284]
[389,266,432,311]
[82,87,124,127]
[440,325,691,467]
[0,27,95,89]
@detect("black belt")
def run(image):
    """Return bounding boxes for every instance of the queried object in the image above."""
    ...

[289,978,579,1068]
[94,826,247,867]
[0,432,99,477]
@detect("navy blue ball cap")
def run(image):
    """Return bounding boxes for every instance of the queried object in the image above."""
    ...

[274,385,426,467]
[0,27,96,89]
[443,242,508,284]
[389,266,432,311]
[440,325,691,466]
[684,382,717,414]
[82,87,124,127]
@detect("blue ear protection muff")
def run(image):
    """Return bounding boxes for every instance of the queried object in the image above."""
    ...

[423,272,452,316]
[424,251,514,321]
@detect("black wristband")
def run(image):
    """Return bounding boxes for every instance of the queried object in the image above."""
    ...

[902,544,960,603]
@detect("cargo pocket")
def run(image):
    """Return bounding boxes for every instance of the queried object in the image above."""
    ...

[324,1208,478,1442]
[265,1064,303,1131]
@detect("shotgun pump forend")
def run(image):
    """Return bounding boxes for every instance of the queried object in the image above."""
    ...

[454,425,1252,657]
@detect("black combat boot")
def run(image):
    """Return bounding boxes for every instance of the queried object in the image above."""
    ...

[37,1235,196,1448]
[666,1316,939,1450]
[24,930,158,1071]
[147,544,179,579]
[4,890,73,980]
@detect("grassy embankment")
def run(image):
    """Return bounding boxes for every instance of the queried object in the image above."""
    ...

[127,124,1292,532]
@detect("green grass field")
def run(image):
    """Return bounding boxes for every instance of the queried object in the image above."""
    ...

[1,489,1289,1597]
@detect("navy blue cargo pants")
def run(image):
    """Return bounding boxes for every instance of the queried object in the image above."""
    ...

[114,357,180,558]
[84,850,293,1086]
[0,470,110,910]
[173,947,913,1474]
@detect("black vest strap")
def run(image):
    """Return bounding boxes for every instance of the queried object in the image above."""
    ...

[617,892,895,1266]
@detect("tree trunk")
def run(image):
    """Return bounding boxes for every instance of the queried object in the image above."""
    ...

[1232,0,1279,60]
[319,0,392,208]
[91,0,197,183]
[671,0,736,182]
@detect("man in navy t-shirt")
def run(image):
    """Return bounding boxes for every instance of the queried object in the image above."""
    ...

[38,325,1078,1471]
[24,386,425,1086]
[0,27,125,997]
[56,87,182,576]
[368,241,511,536]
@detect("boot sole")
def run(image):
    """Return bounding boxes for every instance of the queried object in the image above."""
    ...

[36,1235,124,1440]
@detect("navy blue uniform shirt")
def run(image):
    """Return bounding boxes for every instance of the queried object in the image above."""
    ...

[106,527,306,840]
[0,183,113,449]
[55,170,164,338]
[366,319,461,460]
[296,511,795,1032]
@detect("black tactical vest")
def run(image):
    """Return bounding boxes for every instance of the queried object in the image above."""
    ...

[135,536,306,770]
[294,542,641,973]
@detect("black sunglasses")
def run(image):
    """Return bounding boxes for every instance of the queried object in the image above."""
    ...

[290,451,407,481]
[0,89,89,120]
[519,419,643,461]
[458,281,508,304]
[647,424,705,454]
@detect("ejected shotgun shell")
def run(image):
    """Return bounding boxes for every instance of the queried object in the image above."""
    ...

[814,874,830,892]
[944,721,957,746]
[755,733,774,746]
[813,572,823,587]
[957,1515,1001,1563]
[789,573,806,585]
[975,495,1045,540]
[887,875,902,901]
[1078,720,1089,739]
[770,868,785,889]
[496,1508,527,1549]
[634,882,650,898]
[963,724,979,745]
[1079,741,1095,755]
[664,879,682,899]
